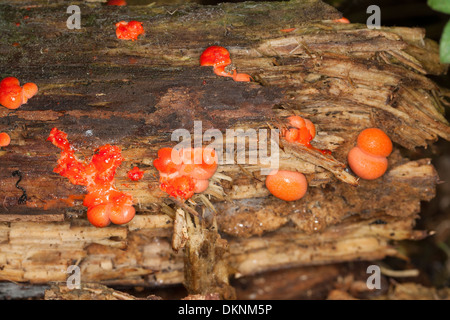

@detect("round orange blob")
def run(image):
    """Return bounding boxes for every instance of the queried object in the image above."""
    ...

[288,115,306,129]
[154,146,218,200]
[348,146,388,180]
[265,170,308,201]
[0,83,23,109]
[153,147,182,175]
[199,46,232,68]
[127,166,144,181]
[287,115,316,140]
[22,82,38,100]
[297,126,313,145]
[109,204,135,225]
[115,21,144,41]
[179,147,218,180]
[0,77,38,109]
[87,204,112,228]
[357,128,392,157]
[193,179,210,193]
[0,132,11,147]
[283,128,299,143]
[333,17,350,23]
[0,77,20,87]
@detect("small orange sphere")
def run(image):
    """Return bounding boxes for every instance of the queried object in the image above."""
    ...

[22,82,38,101]
[115,21,144,41]
[0,132,11,147]
[284,128,299,142]
[109,204,135,225]
[87,204,112,228]
[288,115,306,129]
[348,146,388,180]
[0,83,23,109]
[0,77,20,87]
[193,178,210,193]
[357,128,392,157]
[199,46,232,68]
[265,170,308,201]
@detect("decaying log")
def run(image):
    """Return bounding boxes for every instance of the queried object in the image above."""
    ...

[42,267,450,300]
[182,212,236,299]
[0,0,449,297]
[0,211,430,286]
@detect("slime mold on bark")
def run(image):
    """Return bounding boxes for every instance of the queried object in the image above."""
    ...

[0,77,38,109]
[47,128,135,227]
[348,128,393,180]
[153,147,218,200]
[265,170,308,202]
[200,46,252,82]
[0,132,11,147]
[115,21,144,41]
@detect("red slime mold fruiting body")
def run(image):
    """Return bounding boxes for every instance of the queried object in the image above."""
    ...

[47,128,135,227]
[265,170,308,201]
[0,132,11,147]
[200,46,232,69]
[115,21,144,41]
[347,128,393,180]
[153,147,218,200]
[282,115,331,155]
[347,146,388,180]
[153,147,182,175]
[0,77,38,109]
[200,46,252,82]
[127,166,145,181]
[22,82,38,103]
[107,0,127,5]
[357,128,393,158]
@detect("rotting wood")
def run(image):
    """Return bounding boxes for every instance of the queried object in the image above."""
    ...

[0,212,429,286]
[0,0,449,298]
[182,211,236,299]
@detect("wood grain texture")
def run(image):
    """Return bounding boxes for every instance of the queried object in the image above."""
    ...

[0,0,448,291]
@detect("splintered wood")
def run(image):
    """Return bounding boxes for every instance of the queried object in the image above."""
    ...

[0,0,449,298]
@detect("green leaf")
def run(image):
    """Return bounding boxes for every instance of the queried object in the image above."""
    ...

[440,19,450,63]
[428,0,450,14]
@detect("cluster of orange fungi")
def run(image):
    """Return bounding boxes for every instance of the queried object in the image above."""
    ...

[2,11,395,228]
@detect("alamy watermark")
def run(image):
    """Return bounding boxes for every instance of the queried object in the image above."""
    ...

[66,265,81,289]
[171,121,280,175]
[366,264,381,290]
[366,5,381,30]
[66,5,81,30]
[65,3,382,31]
